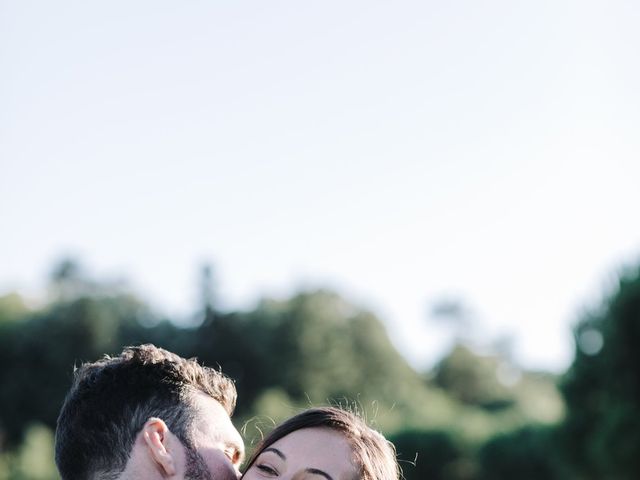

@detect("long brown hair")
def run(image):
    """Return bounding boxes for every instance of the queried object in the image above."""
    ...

[244,407,399,480]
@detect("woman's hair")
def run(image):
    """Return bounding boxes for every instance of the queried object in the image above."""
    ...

[244,407,399,480]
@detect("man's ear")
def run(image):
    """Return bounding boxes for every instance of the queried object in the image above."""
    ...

[142,417,177,476]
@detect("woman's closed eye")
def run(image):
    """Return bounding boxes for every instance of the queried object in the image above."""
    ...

[256,463,279,476]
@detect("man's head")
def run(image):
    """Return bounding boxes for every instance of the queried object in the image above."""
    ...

[54,344,244,480]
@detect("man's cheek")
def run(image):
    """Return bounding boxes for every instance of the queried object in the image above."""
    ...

[201,447,238,480]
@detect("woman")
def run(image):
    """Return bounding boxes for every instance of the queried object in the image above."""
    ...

[242,407,399,480]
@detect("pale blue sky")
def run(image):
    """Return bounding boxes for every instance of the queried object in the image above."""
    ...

[2,0,639,372]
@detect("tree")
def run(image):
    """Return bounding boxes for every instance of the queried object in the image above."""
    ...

[559,266,640,479]
[196,289,432,429]
[390,430,464,480]
[478,427,562,480]
[432,344,514,411]
[0,274,173,445]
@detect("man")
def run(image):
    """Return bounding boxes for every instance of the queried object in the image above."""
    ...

[54,344,244,480]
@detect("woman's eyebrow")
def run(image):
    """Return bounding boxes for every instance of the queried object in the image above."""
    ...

[262,447,286,460]
[306,468,334,480]
[258,449,333,480]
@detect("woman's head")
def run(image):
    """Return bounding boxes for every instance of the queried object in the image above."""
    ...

[243,407,399,480]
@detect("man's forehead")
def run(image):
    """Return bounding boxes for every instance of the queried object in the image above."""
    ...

[193,392,243,445]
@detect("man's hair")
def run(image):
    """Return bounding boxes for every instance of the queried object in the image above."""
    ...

[54,344,237,480]
[244,407,399,480]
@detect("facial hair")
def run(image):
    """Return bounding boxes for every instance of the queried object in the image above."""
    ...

[185,446,213,480]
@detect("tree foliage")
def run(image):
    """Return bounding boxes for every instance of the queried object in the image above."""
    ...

[0,260,592,480]
[477,426,562,480]
[433,344,515,410]
[390,430,464,480]
[559,267,640,479]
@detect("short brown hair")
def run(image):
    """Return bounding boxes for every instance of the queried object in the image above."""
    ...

[55,344,236,480]
[244,407,399,480]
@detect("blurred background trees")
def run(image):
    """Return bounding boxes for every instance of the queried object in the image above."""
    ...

[0,259,638,479]
[559,267,640,480]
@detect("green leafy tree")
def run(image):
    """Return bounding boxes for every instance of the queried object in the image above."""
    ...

[0,272,178,445]
[432,344,514,411]
[0,293,29,324]
[560,266,640,479]
[0,258,589,480]
[390,430,464,480]
[478,427,563,480]
[194,290,432,430]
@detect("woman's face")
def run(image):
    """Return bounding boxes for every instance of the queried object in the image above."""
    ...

[243,427,357,480]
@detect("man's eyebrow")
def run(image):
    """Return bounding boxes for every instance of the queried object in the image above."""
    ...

[227,440,245,462]
[262,447,286,460]
[306,468,334,480]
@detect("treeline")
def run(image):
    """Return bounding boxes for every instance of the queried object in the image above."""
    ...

[0,260,638,479]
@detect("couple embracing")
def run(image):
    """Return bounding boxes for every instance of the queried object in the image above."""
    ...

[55,344,400,480]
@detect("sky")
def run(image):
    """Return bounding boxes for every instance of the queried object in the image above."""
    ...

[2,0,640,373]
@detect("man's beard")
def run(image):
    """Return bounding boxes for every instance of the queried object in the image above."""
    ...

[184,446,213,480]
